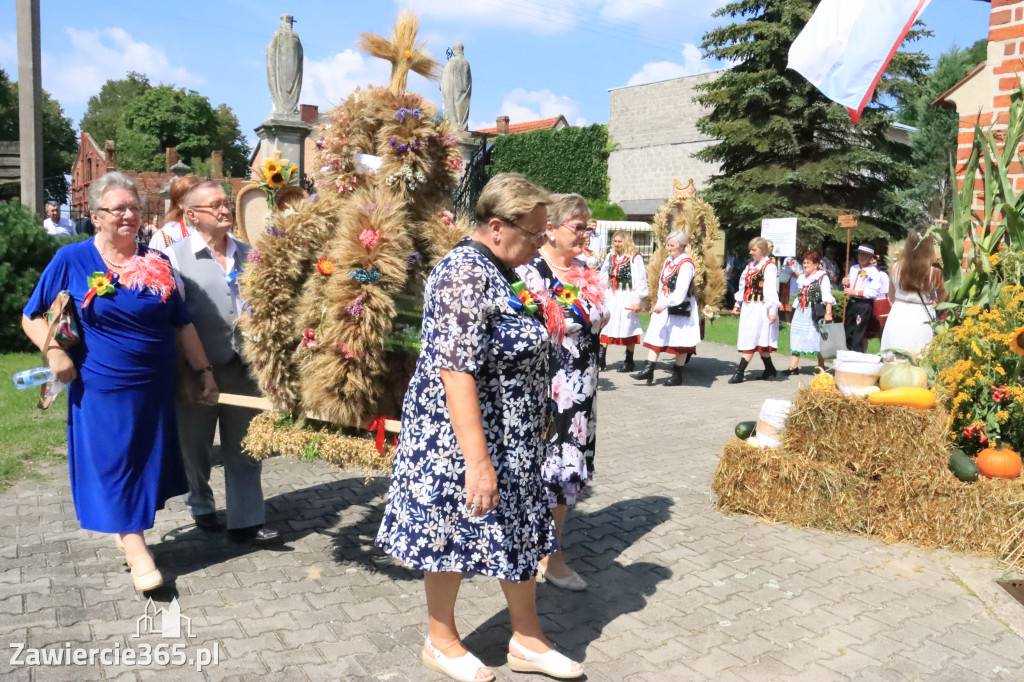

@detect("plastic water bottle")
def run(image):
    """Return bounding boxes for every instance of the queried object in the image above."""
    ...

[12,367,54,389]
[11,367,65,401]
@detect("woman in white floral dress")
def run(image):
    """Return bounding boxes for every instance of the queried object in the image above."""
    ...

[376,175,583,682]
[518,194,608,593]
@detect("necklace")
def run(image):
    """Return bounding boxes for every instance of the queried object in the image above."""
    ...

[540,247,573,273]
[97,241,134,270]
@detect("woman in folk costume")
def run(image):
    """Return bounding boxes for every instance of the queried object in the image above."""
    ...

[630,231,701,386]
[730,237,780,383]
[599,231,647,372]
[784,250,835,374]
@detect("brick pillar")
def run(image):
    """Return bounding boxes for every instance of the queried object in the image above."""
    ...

[104,140,116,171]
[988,0,1024,199]
[165,147,178,172]
[210,150,223,178]
[300,104,319,124]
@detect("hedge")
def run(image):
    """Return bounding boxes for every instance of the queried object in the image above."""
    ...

[487,124,610,199]
[0,200,66,352]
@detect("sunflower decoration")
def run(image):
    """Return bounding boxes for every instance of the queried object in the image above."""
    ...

[255,153,300,209]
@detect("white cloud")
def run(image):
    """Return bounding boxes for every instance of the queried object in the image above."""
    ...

[627,43,710,86]
[45,28,203,104]
[396,0,727,37]
[498,88,587,126]
[302,49,441,112]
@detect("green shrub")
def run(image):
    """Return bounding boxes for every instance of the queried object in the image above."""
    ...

[586,198,626,221]
[0,200,61,352]
[488,124,610,199]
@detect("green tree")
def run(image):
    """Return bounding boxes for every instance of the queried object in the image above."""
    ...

[78,71,151,146]
[83,79,250,176]
[696,0,930,246]
[899,40,988,221]
[0,67,78,204]
[0,200,60,352]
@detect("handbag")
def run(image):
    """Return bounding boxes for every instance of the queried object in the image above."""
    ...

[818,322,847,359]
[38,291,80,410]
[667,301,692,316]
[811,302,828,322]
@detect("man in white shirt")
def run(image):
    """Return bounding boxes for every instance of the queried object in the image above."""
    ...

[42,201,77,237]
[842,244,883,352]
[167,181,278,545]
[585,219,604,269]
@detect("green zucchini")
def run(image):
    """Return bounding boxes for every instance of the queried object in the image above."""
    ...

[948,448,978,482]
[735,421,757,440]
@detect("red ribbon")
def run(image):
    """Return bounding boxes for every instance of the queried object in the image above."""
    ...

[367,416,391,454]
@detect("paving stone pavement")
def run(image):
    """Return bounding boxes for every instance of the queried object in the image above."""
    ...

[2,341,1023,681]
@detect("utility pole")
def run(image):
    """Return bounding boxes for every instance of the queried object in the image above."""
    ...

[16,0,44,215]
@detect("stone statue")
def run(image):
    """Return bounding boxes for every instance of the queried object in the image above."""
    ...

[266,14,303,119]
[440,43,472,132]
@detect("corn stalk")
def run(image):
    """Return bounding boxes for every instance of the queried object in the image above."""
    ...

[929,89,1024,319]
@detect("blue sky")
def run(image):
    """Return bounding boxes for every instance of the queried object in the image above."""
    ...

[0,0,991,147]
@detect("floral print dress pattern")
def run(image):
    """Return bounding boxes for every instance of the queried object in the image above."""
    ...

[375,244,557,582]
[518,255,608,508]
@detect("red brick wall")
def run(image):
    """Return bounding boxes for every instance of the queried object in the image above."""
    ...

[958,0,1024,219]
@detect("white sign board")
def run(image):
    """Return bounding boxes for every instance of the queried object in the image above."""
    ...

[760,217,798,257]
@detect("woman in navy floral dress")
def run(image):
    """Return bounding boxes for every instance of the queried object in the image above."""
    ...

[518,194,608,592]
[376,175,583,681]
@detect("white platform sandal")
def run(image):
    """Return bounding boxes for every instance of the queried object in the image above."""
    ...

[421,638,495,682]
[507,637,583,679]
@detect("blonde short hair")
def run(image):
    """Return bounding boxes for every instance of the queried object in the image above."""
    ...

[749,237,769,254]
[545,193,590,228]
[475,173,551,225]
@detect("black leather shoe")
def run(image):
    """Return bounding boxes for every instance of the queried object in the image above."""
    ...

[227,525,281,544]
[630,361,655,385]
[783,368,800,376]
[761,366,778,380]
[194,513,225,533]
[728,369,745,384]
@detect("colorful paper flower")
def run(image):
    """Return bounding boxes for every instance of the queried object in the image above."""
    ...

[359,229,380,250]
[509,281,539,316]
[82,271,116,308]
[350,268,381,284]
[407,251,422,270]
[301,329,318,348]
[247,250,261,262]
[346,295,366,318]
[441,210,455,227]
[316,258,335,276]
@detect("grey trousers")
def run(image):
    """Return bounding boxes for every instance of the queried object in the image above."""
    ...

[175,355,265,530]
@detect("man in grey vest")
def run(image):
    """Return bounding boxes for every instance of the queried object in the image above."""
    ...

[167,181,279,544]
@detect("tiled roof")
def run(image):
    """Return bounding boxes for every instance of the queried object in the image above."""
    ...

[473,116,568,135]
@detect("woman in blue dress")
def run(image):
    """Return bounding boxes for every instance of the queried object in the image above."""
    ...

[376,174,583,681]
[22,172,217,593]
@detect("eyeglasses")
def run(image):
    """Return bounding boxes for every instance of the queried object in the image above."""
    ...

[189,203,234,214]
[560,221,595,237]
[97,205,140,217]
[501,217,546,241]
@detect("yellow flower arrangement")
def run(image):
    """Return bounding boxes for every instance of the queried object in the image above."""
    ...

[254,154,299,208]
[923,279,1024,455]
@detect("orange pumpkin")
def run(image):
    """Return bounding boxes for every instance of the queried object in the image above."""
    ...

[976,447,1022,479]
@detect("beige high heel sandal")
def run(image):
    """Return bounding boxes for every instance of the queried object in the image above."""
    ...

[125,548,163,592]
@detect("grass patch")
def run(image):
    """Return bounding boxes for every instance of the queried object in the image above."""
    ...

[0,353,68,492]
[638,312,880,355]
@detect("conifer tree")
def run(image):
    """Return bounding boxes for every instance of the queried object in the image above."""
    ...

[695,0,930,247]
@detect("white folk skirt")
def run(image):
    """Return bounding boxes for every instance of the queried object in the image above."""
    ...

[737,300,779,353]
[600,288,644,345]
[642,297,701,354]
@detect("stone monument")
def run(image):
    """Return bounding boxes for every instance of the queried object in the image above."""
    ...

[255,14,312,179]
[440,43,471,134]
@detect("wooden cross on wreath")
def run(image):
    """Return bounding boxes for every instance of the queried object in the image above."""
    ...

[357,9,442,95]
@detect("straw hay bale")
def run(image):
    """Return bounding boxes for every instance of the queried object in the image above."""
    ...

[712,386,1024,569]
